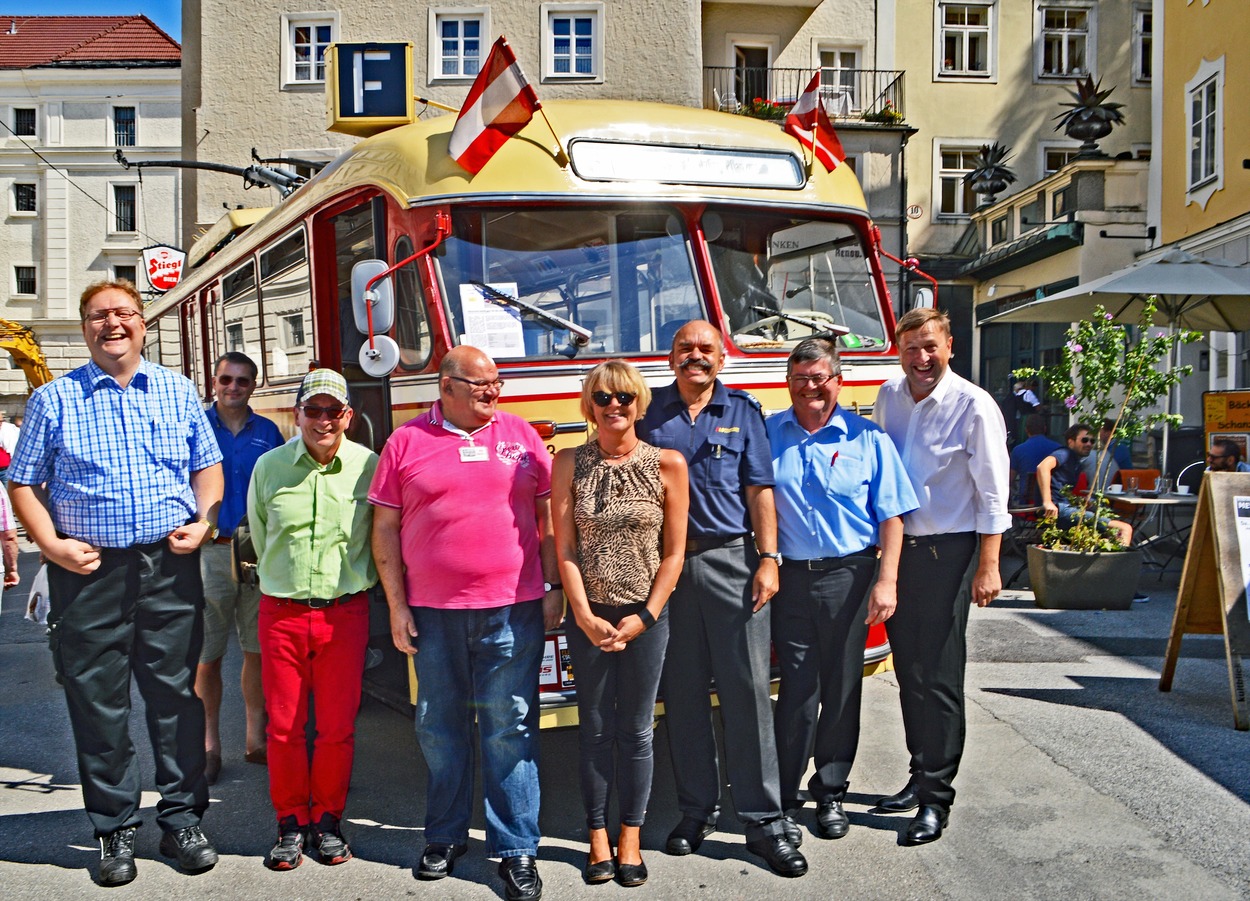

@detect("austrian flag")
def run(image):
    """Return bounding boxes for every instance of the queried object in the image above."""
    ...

[448,37,542,175]
[784,74,846,172]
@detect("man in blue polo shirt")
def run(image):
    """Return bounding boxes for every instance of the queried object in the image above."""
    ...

[9,280,223,886]
[196,352,283,784]
[636,319,807,878]
[767,338,917,842]
[1008,414,1061,504]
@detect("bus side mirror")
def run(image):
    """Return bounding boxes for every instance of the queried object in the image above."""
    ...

[350,260,396,335]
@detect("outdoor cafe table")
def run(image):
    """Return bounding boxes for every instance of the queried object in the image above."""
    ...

[1108,492,1199,571]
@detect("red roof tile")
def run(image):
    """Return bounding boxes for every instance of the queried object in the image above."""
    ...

[0,15,180,68]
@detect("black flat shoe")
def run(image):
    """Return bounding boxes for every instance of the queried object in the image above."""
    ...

[583,855,615,884]
[417,842,467,880]
[665,815,716,855]
[499,854,543,901]
[816,800,849,839]
[904,805,948,845]
[616,858,648,887]
[874,782,920,813]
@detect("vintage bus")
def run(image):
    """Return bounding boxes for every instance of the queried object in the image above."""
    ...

[145,100,906,724]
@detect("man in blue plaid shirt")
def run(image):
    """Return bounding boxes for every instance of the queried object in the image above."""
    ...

[9,280,224,887]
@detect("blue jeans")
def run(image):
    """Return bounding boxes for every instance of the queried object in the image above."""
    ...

[412,600,544,858]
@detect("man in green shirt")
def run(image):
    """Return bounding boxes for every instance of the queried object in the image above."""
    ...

[247,369,378,871]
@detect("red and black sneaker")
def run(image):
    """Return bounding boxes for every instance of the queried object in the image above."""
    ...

[311,813,352,866]
[265,816,306,871]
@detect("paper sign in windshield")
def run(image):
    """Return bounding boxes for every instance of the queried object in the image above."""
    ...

[459,283,525,358]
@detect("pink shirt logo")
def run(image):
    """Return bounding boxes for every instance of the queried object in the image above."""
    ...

[495,441,531,467]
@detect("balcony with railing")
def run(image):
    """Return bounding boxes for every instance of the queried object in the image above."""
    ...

[703,67,905,124]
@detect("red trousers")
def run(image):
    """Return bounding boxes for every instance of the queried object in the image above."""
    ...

[259,594,369,825]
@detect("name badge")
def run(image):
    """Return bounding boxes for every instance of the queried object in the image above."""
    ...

[459,445,489,463]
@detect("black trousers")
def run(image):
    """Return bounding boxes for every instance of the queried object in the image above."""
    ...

[47,541,208,837]
[772,553,878,810]
[886,532,978,812]
[660,539,784,841]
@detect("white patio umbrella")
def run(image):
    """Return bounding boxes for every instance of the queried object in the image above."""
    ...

[980,249,1250,471]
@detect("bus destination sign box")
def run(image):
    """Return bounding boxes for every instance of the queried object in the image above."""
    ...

[326,42,415,137]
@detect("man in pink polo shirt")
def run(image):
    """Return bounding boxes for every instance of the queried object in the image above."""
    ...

[370,345,562,901]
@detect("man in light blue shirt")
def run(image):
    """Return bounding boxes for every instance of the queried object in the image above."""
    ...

[767,338,917,843]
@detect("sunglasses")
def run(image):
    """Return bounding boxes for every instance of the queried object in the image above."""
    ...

[216,374,253,387]
[592,391,636,408]
[1077,437,1094,444]
[301,404,347,420]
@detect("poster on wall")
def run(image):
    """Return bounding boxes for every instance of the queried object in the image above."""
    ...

[1203,390,1250,459]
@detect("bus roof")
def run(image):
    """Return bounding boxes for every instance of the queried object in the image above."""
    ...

[187,206,272,269]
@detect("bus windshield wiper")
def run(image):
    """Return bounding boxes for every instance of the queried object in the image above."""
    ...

[750,305,851,337]
[469,281,593,352]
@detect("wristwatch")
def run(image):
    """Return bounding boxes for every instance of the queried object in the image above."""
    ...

[544,581,563,593]
[197,517,219,541]
[759,552,783,565]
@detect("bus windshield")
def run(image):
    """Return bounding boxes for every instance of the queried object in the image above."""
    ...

[436,206,704,359]
[706,209,888,352]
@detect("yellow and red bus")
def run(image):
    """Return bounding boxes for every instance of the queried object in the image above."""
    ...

[146,100,904,723]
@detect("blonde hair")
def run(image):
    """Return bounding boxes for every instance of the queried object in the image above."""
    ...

[580,360,651,421]
[894,307,951,343]
[80,279,142,321]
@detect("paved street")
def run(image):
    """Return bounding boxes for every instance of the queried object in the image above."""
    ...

[2,544,1248,900]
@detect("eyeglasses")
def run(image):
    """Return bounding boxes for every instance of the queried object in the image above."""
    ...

[1207,452,1231,460]
[592,391,636,408]
[85,307,142,323]
[787,373,838,387]
[1077,437,1094,444]
[300,404,347,420]
[216,374,253,387]
[450,376,505,392]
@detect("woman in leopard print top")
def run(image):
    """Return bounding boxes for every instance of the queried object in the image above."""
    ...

[552,361,688,887]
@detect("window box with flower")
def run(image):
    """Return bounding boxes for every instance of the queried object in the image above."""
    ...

[1013,298,1201,609]
[738,97,789,121]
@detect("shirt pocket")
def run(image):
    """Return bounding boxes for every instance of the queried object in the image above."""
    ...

[701,431,746,490]
[149,420,190,467]
[820,452,871,500]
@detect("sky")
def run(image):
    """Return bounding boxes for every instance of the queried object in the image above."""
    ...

[26,2,181,41]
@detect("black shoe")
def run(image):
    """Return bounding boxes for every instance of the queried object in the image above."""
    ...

[664,816,716,855]
[98,827,138,886]
[159,825,218,873]
[874,782,920,813]
[311,813,351,865]
[780,814,803,849]
[417,842,468,880]
[266,817,306,871]
[745,835,808,878]
[816,800,849,839]
[904,805,949,845]
[204,750,221,786]
[498,855,543,901]
[616,858,648,888]
[583,855,615,884]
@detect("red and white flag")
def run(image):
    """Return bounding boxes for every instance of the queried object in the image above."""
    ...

[448,37,541,175]
[784,74,846,172]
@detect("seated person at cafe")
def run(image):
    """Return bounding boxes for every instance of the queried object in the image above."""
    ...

[1035,424,1133,546]
[1008,414,1061,504]
[1082,419,1126,492]
[1206,439,1250,473]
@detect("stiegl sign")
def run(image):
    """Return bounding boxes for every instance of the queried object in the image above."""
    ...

[142,244,187,294]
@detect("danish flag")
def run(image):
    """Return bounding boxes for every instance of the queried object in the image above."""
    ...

[448,37,542,175]
[784,74,846,172]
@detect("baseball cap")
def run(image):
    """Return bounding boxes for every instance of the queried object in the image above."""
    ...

[297,369,350,407]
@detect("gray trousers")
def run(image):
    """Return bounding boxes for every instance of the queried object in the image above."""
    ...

[660,538,784,841]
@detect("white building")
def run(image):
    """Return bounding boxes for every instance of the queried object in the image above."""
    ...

[0,15,181,397]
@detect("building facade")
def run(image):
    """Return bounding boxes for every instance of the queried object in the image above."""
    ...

[0,16,181,395]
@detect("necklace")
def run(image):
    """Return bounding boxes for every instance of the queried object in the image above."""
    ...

[596,439,637,460]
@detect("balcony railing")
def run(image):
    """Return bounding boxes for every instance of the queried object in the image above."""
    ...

[703,67,905,124]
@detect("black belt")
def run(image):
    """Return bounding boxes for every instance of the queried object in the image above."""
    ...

[684,534,748,554]
[903,531,976,545]
[789,551,877,570]
[278,593,360,609]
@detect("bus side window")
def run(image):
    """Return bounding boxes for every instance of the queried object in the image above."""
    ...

[331,201,381,371]
[393,235,433,370]
[260,229,313,382]
[185,300,206,398]
[222,261,263,383]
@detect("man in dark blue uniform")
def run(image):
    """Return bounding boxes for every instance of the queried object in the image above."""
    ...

[637,320,806,878]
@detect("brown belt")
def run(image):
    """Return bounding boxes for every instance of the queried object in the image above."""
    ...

[212,536,233,545]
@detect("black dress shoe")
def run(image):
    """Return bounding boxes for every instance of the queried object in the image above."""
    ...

[159,825,219,873]
[583,855,615,884]
[874,782,920,813]
[904,805,948,845]
[417,842,468,880]
[780,814,803,849]
[745,835,808,878]
[499,854,543,901]
[816,800,849,839]
[616,857,648,887]
[665,816,716,855]
[98,827,138,886]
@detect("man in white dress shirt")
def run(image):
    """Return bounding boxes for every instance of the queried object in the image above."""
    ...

[872,308,1011,845]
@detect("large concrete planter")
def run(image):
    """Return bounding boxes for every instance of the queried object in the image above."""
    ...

[1026,545,1142,610]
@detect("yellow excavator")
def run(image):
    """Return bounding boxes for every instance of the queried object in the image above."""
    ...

[0,318,53,392]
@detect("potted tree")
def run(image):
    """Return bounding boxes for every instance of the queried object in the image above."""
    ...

[1013,299,1200,609]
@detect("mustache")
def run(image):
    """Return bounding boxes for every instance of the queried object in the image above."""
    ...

[678,357,713,372]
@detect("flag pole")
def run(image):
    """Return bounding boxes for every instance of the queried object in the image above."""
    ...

[537,106,570,167]
[415,95,459,113]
